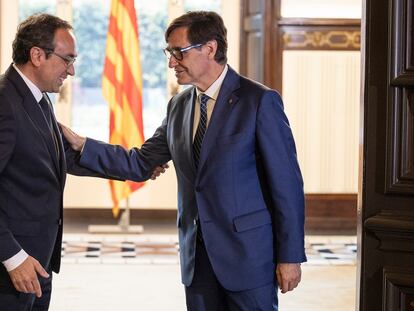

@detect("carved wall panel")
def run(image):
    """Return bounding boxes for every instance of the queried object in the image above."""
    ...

[387,0,414,194]
[383,267,414,311]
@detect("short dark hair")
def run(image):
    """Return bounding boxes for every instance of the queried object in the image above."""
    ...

[12,13,72,65]
[165,11,227,65]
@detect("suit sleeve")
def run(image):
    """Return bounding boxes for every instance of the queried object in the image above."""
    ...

[256,90,306,263]
[0,94,23,261]
[60,128,124,180]
[79,116,171,182]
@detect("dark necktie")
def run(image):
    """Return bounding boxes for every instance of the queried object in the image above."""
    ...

[193,94,209,168]
[39,94,60,158]
[39,94,53,129]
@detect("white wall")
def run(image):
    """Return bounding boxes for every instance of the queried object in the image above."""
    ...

[281,0,361,18]
[0,0,18,73]
[222,0,240,71]
[283,51,360,193]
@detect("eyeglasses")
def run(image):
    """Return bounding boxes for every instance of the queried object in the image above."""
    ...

[51,51,76,67]
[42,48,76,67]
[163,43,203,61]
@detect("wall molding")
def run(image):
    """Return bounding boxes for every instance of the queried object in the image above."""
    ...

[305,194,356,232]
[279,18,361,51]
[64,193,357,233]
[64,208,177,222]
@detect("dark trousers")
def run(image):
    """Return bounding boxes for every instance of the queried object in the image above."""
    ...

[0,273,52,311]
[185,238,278,311]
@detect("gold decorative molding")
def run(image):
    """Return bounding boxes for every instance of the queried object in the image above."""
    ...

[278,18,361,51]
[283,30,361,50]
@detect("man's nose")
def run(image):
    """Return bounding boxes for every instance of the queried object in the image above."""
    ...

[67,63,75,76]
[168,56,178,68]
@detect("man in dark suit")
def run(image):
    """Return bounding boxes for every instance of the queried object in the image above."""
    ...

[0,13,94,311]
[63,11,306,311]
[0,14,163,311]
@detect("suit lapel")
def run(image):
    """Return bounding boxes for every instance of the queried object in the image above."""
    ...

[183,88,197,176]
[51,110,66,186]
[47,94,66,182]
[197,67,240,172]
[6,66,61,177]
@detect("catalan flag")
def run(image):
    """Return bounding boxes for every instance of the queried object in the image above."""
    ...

[102,0,145,217]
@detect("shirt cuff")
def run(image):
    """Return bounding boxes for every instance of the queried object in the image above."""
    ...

[80,138,86,154]
[2,249,29,272]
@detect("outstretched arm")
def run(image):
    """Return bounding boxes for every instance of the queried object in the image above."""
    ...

[60,122,171,182]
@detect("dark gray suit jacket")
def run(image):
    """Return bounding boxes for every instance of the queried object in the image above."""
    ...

[0,65,107,292]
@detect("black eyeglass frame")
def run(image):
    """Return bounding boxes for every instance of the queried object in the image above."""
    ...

[41,47,76,67]
[163,43,204,61]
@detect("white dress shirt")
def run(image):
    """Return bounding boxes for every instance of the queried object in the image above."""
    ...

[192,65,228,138]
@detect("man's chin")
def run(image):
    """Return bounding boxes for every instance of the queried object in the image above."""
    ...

[51,85,63,93]
[176,76,189,85]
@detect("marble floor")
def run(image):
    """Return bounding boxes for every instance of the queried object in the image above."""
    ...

[48,223,357,311]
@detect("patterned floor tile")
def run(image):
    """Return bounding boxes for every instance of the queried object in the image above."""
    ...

[61,234,356,266]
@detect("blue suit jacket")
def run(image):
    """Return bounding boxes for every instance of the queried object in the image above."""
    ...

[80,66,306,291]
[0,65,109,291]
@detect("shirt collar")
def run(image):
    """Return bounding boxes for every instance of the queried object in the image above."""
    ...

[13,64,43,103]
[196,64,228,100]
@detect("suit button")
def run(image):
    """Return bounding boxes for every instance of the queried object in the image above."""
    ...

[193,219,197,225]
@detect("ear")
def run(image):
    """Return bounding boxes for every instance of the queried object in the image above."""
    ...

[29,47,45,67]
[205,40,218,60]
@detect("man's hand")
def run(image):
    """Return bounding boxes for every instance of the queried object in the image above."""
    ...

[276,263,302,294]
[60,123,86,151]
[8,256,49,298]
[151,163,169,180]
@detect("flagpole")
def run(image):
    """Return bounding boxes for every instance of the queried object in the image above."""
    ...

[118,198,131,230]
[88,198,144,234]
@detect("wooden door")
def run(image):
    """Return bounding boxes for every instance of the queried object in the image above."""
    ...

[358,0,414,309]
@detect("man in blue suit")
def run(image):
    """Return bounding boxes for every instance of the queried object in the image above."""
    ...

[63,11,306,311]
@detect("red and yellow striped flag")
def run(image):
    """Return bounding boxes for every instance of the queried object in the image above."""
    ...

[102,0,145,217]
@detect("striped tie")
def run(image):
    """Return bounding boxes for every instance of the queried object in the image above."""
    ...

[193,94,209,168]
